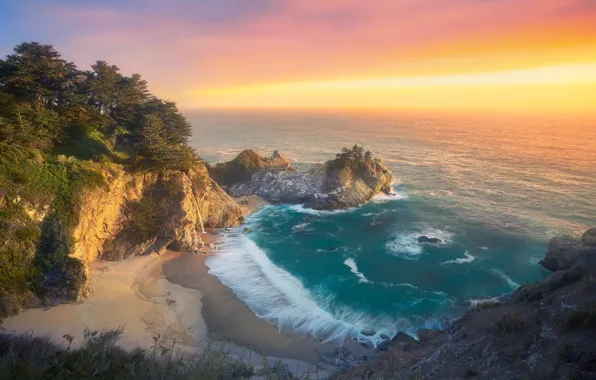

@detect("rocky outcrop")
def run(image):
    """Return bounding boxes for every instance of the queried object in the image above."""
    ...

[336,227,596,380]
[221,149,393,210]
[540,228,596,272]
[73,162,242,263]
[209,149,291,188]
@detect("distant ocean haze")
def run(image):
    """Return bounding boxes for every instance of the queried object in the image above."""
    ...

[188,109,596,344]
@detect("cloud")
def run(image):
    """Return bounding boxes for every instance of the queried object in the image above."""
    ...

[2,0,595,108]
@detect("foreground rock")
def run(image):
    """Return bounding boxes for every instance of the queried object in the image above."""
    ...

[336,227,596,380]
[213,146,393,210]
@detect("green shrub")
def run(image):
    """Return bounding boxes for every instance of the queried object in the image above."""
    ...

[494,311,526,335]
[123,197,162,243]
[561,304,596,331]
[0,329,258,380]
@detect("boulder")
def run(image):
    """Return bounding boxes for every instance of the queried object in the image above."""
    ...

[377,340,393,351]
[391,331,416,344]
[418,236,442,244]
[417,328,442,341]
[540,235,582,272]
[582,227,596,247]
[361,329,376,336]
[243,227,253,234]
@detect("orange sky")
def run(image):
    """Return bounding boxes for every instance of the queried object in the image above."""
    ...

[3,0,596,113]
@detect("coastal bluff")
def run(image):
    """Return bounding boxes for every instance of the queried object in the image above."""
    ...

[0,159,242,316]
[210,147,394,210]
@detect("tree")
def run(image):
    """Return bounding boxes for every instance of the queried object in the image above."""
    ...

[112,73,149,127]
[138,114,196,170]
[0,42,71,109]
[89,61,121,117]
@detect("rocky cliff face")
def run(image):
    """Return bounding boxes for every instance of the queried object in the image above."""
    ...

[219,150,393,210]
[335,227,596,380]
[73,161,242,264]
[209,149,292,188]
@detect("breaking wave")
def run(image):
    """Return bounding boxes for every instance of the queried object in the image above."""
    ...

[440,251,475,265]
[385,227,453,260]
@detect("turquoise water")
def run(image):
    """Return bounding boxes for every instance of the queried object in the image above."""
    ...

[188,109,596,344]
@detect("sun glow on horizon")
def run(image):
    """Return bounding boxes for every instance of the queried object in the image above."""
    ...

[191,63,596,114]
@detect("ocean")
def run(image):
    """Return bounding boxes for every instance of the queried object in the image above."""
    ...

[187,109,596,345]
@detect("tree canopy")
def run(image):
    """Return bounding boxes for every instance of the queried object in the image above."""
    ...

[0,42,196,170]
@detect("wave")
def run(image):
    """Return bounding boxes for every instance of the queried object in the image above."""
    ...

[285,204,356,216]
[469,296,500,307]
[292,222,311,231]
[372,184,409,203]
[343,258,372,284]
[440,251,475,265]
[385,227,454,260]
[206,234,428,346]
[490,269,520,289]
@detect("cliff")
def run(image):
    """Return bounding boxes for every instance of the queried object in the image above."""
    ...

[73,161,242,264]
[334,227,596,380]
[0,157,242,316]
[215,148,393,210]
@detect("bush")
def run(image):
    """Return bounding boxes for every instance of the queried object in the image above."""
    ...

[0,329,258,380]
[494,311,526,335]
[560,303,596,331]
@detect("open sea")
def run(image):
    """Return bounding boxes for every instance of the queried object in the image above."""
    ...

[187,109,596,345]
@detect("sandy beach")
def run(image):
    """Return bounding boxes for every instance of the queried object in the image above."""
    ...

[1,226,373,376]
[235,195,271,216]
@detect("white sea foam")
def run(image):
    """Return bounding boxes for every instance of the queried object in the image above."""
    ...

[343,258,372,284]
[372,184,409,203]
[469,297,501,307]
[285,204,356,216]
[440,251,476,265]
[292,222,311,231]
[490,269,520,289]
[385,227,453,260]
[206,234,408,345]
[478,246,489,250]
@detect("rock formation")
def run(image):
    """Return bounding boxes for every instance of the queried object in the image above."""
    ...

[73,161,242,264]
[336,227,596,380]
[215,149,393,210]
[209,149,292,188]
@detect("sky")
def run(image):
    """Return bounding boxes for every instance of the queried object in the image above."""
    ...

[1,0,596,113]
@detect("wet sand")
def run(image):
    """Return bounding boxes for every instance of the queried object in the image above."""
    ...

[235,195,270,216]
[163,250,373,366]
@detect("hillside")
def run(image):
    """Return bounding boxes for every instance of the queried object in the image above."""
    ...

[0,42,241,316]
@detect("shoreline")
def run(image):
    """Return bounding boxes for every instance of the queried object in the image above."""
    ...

[1,220,374,376]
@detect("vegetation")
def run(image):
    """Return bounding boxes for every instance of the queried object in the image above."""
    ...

[329,145,375,173]
[560,303,596,331]
[0,42,201,315]
[0,329,255,380]
[493,311,526,335]
[209,150,270,187]
[0,329,330,380]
